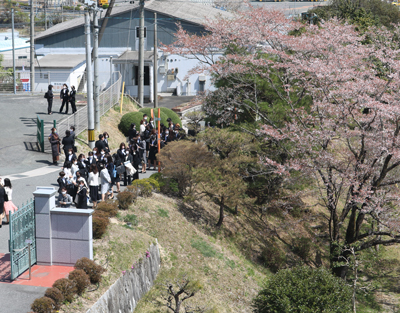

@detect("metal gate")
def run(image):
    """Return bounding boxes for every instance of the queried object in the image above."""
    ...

[9,199,36,280]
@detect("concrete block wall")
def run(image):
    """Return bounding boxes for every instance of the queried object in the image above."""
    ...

[87,242,161,313]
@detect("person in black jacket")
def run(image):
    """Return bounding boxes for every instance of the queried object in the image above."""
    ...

[57,171,67,193]
[0,184,5,228]
[62,130,75,157]
[76,180,88,209]
[128,123,137,141]
[59,83,69,114]
[45,84,54,115]
[69,85,77,113]
[95,134,107,153]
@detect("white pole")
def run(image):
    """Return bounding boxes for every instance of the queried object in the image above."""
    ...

[110,56,113,86]
[30,0,35,94]
[12,9,16,94]
[85,12,95,149]
[93,9,100,132]
[138,0,144,106]
[153,12,158,108]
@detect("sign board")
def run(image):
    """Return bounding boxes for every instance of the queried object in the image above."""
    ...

[51,82,64,92]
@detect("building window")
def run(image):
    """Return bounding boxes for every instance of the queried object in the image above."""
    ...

[18,56,27,59]
[134,65,150,86]
[135,26,147,38]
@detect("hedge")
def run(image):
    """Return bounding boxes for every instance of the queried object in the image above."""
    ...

[118,112,144,136]
[139,107,182,126]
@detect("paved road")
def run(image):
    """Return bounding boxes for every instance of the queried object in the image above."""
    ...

[0,284,47,313]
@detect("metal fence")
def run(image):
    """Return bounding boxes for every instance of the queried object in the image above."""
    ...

[43,71,122,152]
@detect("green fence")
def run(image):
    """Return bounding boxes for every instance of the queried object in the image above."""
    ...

[9,199,36,281]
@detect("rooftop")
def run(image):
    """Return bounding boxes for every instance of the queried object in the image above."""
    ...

[115,50,154,62]
[35,0,232,41]
[0,37,30,52]
[35,54,86,68]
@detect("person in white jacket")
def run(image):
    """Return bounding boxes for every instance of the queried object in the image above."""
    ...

[88,164,100,208]
[99,163,111,201]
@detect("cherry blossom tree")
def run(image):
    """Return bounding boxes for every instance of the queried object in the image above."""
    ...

[166,7,400,278]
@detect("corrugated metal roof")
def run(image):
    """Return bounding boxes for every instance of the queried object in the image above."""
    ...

[35,0,232,41]
[35,54,86,68]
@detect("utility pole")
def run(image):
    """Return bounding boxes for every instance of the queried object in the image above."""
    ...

[44,1,47,30]
[153,12,158,108]
[138,0,144,106]
[30,0,35,94]
[12,9,16,94]
[110,56,113,86]
[93,10,100,132]
[85,12,95,149]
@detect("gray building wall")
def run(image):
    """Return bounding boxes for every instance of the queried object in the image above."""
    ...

[35,10,205,50]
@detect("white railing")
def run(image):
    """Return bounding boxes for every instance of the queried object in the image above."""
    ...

[44,72,122,152]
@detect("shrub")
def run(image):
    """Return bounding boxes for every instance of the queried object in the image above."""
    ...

[31,296,55,313]
[117,190,136,210]
[139,107,182,126]
[138,107,169,125]
[96,201,118,217]
[52,278,77,303]
[68,269,91,295]
[150,173,179,195]
[129,178,160,197]
[252,266,352,313]
[291,237,313,261]
[157,141,214,197]
[118,111,143,136]
[260,243,286,273]
[74,257,105,284]
[92,211,109,239]
[44,287,64,310]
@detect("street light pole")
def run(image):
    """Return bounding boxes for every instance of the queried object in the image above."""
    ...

[138,0,144,106]
[153,12,157,108]
[12,8,16,94]
[30,0,35,94]
[93,9,100,132]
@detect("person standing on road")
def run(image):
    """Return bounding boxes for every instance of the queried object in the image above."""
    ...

[0,183,5,228]
[69,85,77,114]
[59,83,70,114]
[62,130,74,157]
[49,127,61,165]
[3,178,18,224]
[45,84,54,115]
[88,164,99,208]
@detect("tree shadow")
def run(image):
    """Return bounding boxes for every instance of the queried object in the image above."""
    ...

[0,253,11,282]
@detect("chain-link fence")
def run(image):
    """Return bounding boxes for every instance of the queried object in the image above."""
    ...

[42,71,122,152]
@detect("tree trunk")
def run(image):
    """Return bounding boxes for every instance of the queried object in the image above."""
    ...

[330,242,349,279]
[216,196,224,227]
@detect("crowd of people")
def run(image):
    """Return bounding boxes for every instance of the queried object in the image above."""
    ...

[50,113,184,209]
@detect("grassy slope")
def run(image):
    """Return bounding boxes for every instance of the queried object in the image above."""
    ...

[127,193,267,312]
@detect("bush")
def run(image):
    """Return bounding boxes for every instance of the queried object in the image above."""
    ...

[31,296,55,313]
[92,211,110,239]
[44,287,64,310]
[260,243,286,273]
[117,190,136,210]
[157,141,213,197]
[252,266,352,313]
[138,107,169,125]
[139,107,182,127]
[129,178,160,197]
[291,237,313,261]
[96,201,118,217]
[118,112,143,136]
[74,257,105,284]
[52,278,77,303]
[150,173,179,195]
[68,269,91,295]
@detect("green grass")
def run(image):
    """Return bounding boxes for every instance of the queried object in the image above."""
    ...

[157,208,169,218]
[124,213,139,226]
[191,238,222,258]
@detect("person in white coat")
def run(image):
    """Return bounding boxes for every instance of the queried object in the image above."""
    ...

[99,163,111,201]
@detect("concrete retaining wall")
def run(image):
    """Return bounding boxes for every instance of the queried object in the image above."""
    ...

[87,242,161,313]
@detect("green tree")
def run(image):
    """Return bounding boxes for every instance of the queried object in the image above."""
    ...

[252,267,352,313]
